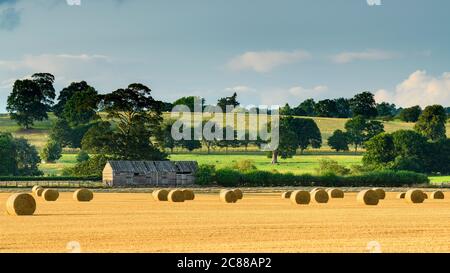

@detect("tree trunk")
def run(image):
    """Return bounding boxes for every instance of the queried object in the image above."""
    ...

[271,150,279,164]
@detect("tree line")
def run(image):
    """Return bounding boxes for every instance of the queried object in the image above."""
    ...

[2,72,449,177]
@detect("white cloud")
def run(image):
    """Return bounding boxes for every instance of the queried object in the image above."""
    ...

[224,85,254,93]
[259,84,328,106]
[0,53,110,72]
[375,70,450,107]
[227,50,311,72]
[332,49,397,64]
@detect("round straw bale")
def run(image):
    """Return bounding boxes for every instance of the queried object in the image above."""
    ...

[35,187,44,197]
[282,191,293,199]
[311,189,329,203]
[430,191,445,200]
[168,189,185,203]
[220,190,237,203]
[6,193,36,216]
[233,189,243,200]
[357,190,379,206]
[42,189,59,202]
[372,188,386,200]
[423,192,428,199]
[327,188,344,198]
[396,192,406,199]
[290,190,311,205]
[32,185,42,194]
[73,189,94,202]
[182,189,195,201]
[405,189,425,204]
[152,189,169,201]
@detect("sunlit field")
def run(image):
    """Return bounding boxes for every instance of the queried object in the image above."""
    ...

[2,191,450,253]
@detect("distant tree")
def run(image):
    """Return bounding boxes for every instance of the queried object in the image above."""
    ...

[345,116,367,152]
[427,139,450,174]
[414,105,447,141]
[200,120,219,154]
[328,130,350,152]
[162,102,174,112]
[280,103,293,116]
[66,154,110,177]
[389,130,429,172]
[155,119,177,152]
[295,118,322,154]
[334,98,352,118]
[350,92,378,118]
[0,133,16,175]
[217,92,240,112]
[76,150,90,163]
[376,102,397,119]
[315,99,337,117]
[365,120,385,140]
[173,96,205,112]
[0,134,42,176]
[179,126,202,152]
[398,106,422,122]
[41,140,62,163]
[363,133,396,169]
[14,138,42,176]
[7,73,55,129]
[270,117,322,163]
[271,120,298,164]
[344,116,384,152]
[295,99,316,116]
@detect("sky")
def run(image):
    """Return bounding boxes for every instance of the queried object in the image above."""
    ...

[0,0,449,112]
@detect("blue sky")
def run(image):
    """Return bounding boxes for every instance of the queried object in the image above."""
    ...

[0,0,449,112]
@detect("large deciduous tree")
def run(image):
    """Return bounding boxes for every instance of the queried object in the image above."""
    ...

[0,133,42,176]
[414,105,447,141]
[328,129,350,152]
[7,73,55,129]
[398,106,422,122]
[350,92,378,118]
[270,117,322,164]
[82,83,166,160]
[345,115,385,152]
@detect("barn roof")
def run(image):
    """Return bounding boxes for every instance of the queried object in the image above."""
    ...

[174,161,199,173]
[107,160,197,173]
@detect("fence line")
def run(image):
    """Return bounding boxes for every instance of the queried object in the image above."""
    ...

[0,181,104,188]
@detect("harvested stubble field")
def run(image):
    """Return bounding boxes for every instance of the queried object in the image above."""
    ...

[1,191,450,253]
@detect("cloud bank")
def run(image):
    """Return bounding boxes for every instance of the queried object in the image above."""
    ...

[227,50,311,73]
[332,49,397,64]
[375,70,450,107]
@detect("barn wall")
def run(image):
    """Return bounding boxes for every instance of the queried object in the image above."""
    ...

[105,160,198,187]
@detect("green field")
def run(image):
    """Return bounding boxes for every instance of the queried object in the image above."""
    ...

[169,153,363,174]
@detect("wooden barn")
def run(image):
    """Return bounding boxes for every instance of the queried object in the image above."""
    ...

[102,161,198,187]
